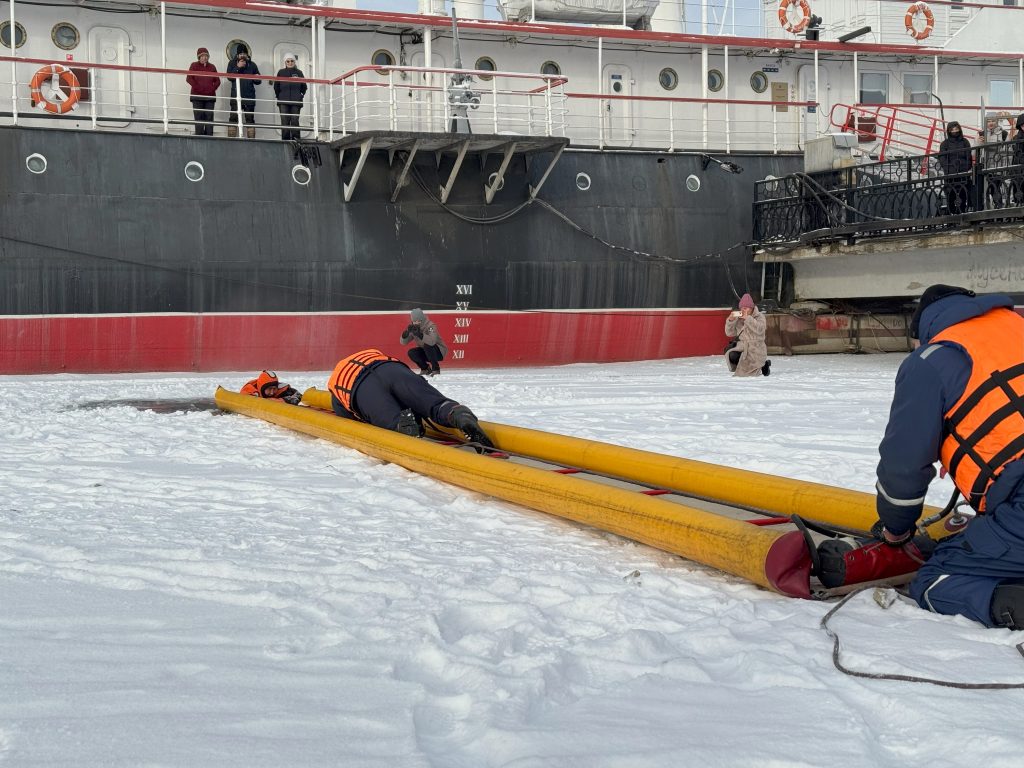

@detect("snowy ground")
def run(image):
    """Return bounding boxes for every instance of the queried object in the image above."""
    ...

[3,355,1023,767]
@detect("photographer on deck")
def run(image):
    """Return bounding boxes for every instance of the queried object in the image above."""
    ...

[400,308,448,377]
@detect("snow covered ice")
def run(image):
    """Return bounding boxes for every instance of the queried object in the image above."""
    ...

[2,355,1023,767]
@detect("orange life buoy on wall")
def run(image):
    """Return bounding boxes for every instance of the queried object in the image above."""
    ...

[778,0,812,34]
[905,2,935,41]
[30,64,81,114]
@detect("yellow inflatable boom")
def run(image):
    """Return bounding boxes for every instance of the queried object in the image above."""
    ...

[299,388,945,538]
[216,387,813,598]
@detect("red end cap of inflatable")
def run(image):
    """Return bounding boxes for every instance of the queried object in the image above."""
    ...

[764,530,813,598]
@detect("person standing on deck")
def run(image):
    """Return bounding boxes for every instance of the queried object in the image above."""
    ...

[226,47,261,138]
[186,48,220,136]
[273,53,306,141]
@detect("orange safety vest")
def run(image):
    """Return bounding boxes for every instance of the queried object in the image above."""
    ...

[934,308,1024,512]
[327,349,397,414]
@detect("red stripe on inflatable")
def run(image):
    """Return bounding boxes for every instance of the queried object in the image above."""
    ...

[0,309,729,374]
[763,530,813,598]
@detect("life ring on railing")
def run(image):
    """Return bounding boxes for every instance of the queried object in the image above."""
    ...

[778,0,812,34]
[904,2,935,41]
[29,64,81,114]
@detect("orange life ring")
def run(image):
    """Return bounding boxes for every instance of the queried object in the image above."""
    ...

[30,64,81,114]
[905,2,935,41]
[778,0,812,34]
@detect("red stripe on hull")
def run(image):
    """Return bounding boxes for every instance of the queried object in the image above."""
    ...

[0,310,729,373]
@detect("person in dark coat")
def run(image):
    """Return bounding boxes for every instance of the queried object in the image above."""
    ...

[1010,113,1024,206]
[871,285,1024,629]
[937,121,973,215]
[185,47,220,136]
[226,47,261,138]
[273,52,307,141]
[400,308,448,376]
[327,349,493,447]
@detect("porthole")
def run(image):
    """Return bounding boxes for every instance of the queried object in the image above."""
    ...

[184,161,205,183]
[226,40,251,61]
[0,21,26,49]
[291,164,311,186]
[51,22,79,51]
[372,49,395,71]
[26,153,47,174]
[475,56,496,81]
[750,71,769,94]
[659,67,678,91]
[487,172,505,192]
[575,172,591,191]
[685,174,701,192]
[541,60,561,77]
[707,69,724,93]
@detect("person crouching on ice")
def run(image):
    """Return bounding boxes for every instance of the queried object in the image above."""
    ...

[400,308,448,377]
[869,285,1024,630]
[327,349,492,447]
[724,293,770,377]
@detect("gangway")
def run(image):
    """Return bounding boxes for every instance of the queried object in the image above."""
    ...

[829,102,983,162]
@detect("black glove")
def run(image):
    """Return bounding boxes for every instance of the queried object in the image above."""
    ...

[281,389,302,406]
[411,326,424,339]
[870,520,914,547]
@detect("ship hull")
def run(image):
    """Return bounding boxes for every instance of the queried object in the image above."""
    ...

[0,126,801,372]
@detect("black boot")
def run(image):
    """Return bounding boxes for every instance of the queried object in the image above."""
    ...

[762,360,772,377]
[450,405,493,448]
[394,408,423,437]
[429,363,441,377]
[991,581,1024,629]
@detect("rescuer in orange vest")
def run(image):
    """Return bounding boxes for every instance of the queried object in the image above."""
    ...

[327,349,493,447]
[824,285,1024,629]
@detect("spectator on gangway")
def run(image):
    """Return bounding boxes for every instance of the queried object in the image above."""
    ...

[186,47,220,136]
[978,114,1010,209]
[1010,113,1024,206]
[724,293,770,378]
[400,308,448,377]
[226,47,261,138]
[274,53,307,141]
[937,121,973,215]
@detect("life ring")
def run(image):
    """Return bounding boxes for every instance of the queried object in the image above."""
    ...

[905,2,935,41]
[30,64,81,114]
[778,0,812,34]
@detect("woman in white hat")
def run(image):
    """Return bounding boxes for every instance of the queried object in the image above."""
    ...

[273,52,307,141]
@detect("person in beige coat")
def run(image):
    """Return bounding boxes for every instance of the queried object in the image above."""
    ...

[400,308,449,376]
[724,293,770,377]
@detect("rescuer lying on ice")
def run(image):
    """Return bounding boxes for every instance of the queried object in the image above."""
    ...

[819,285,1024,630]
[241,370,302,404]
[327,349,493,447]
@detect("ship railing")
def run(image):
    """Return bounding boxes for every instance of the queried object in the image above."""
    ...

[327,65,569,139]
[0,54,336,140]
[829,102,1024,164]
[752,141,1024,246]
[562,91,816,152]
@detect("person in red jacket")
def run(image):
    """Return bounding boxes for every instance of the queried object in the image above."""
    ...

[186,47,220,136]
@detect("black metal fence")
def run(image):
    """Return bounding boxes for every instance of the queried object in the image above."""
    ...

[753,140,1024,245]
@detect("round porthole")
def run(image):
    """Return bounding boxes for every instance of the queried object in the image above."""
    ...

[750,71,769,94]
[184,161,205,183]
[226,40,251,61]
[475,56,496,81]
[487,172,505,192]
[51,22,79,51]
[541,61,561,77]
[612,80,623,93]
[685,174,701,192]
[659,68,678,91]
[707,69,724,93]
[0,21,26,49]
[372,49,395,71]
[575,172,591,191]
[26,153,47,174]
[292,165,312,186]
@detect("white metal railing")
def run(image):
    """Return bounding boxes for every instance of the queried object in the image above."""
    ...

[327,65,569,139]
